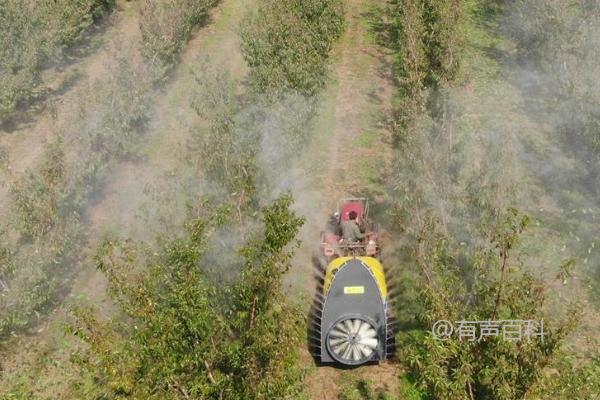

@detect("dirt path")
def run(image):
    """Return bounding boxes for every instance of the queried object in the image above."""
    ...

[323,2,394,197]
[293,0,399,397]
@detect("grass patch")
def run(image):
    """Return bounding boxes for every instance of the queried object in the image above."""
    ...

[354,130,378,147]
[338,378,394,400]
[397,374,425,400]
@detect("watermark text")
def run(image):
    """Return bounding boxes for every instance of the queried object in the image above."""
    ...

[431,319,545,342]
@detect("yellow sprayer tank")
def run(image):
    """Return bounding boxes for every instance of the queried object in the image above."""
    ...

[314,256,393,365]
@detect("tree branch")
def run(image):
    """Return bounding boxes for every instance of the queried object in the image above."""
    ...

[249,296,257,331]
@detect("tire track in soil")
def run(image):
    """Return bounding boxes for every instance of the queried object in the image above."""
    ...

[292,0,399,398]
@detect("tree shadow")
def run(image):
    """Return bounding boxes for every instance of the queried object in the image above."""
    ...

[0,10,113,134]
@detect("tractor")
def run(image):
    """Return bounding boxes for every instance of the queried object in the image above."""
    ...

[311,197,393,366]
[319,197,381,265]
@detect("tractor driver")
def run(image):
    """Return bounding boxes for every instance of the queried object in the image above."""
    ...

[326,211,342,236]
[341,210,366,243]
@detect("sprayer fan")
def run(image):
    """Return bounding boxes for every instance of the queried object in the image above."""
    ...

[326,317,378,364]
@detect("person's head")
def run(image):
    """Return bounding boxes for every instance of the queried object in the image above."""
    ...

[349,211,357,220]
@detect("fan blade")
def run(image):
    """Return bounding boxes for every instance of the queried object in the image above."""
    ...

[358,344,374,358]
[329,338,347,346]
[352,319,361,334]
[344,319,354,334]
[330,327,347,337]
[357,322,371,336]
[363,328,377,338]
[333,341,349,355]
[359,337,378,349]
[343,343,355,359]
